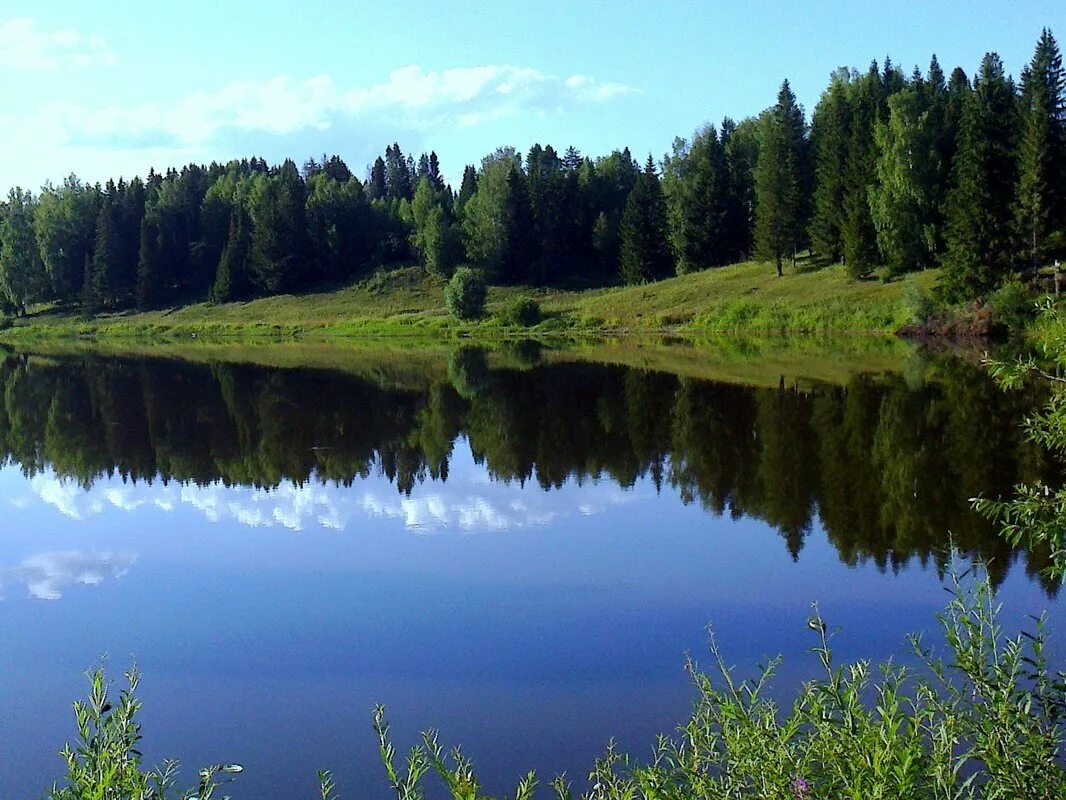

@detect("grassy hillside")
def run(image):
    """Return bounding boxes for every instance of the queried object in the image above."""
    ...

[0,260,939,343]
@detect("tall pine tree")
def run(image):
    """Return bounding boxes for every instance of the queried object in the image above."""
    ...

[1014,28,1065,268]
[941,53,1020,300]
[809,69,853,262]
[619,156,672,284]
[754,80,807,276]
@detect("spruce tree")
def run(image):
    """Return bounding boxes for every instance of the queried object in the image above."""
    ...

[840,64,883,277]
[663,125,729,274]
[89,200,119,309]
[941,53,1020,300]
[754,81,806,276]
[619,156,672,284]
[458,165,478,208]
[211,206,250,303]
[809,69,852,262]
[135,214,163,309]
[367,157,387,200]
[1015,28,1065,267]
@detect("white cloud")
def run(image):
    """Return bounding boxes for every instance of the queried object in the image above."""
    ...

[0,18,116,71]
[1,550,136,600]
[53,64,636,151]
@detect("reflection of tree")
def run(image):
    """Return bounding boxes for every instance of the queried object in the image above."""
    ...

[0,351,1057,592]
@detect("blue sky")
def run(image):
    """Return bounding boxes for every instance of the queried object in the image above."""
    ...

[1,1,1062,191]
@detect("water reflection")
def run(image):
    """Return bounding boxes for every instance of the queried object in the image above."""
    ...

[0,550,136,600]
[0,347,1057,589]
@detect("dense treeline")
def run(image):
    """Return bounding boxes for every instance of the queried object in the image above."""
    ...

[0,31,1063,315]
[0,350,1058,586]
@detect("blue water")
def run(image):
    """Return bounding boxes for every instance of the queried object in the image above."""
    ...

[0,350,1060,799]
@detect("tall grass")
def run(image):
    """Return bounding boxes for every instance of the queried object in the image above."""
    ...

[43,570,1064,800]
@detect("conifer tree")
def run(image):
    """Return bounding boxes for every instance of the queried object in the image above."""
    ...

[755,81,807,276]
[1014,28,1065,267]
[367,157,387,200]
[457,165,478,208]
[809,69,853,262]
[135,214,163,309]
[722,117,759,261]
[619,156,672,284]
[211,205,250,303]
[663,125,729,273]
[89,199,119,308]
[941,53,1020,300]
[840,64,884,277]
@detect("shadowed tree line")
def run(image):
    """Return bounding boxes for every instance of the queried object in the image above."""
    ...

[0,349,1058,589]
[0,30,1063,314]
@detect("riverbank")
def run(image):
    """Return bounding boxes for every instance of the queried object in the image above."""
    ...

[0,261,939,344]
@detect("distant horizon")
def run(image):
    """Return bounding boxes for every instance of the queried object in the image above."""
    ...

[1,1,1062,194]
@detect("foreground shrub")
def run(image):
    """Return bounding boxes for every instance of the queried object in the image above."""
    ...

[443,267,487,321]
[45,571,1064,800]
[500,296,541,327]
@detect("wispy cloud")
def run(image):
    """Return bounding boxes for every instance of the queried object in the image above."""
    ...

[1,550,136,600]
[55,65,637,151]
[0,18,116,70]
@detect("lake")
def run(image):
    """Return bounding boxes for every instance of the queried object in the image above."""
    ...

[0,342,1061,799]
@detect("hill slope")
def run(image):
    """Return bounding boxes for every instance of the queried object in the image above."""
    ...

[1,261,937,342]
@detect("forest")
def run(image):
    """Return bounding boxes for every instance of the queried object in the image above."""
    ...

[0,30,1062,317]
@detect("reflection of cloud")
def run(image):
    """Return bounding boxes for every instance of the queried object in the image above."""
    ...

[0,18,116,70]
[21,459,643,535]
[2,550,136,600]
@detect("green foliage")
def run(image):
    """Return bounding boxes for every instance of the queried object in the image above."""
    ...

[754,81,807,275]
[808,69,852,262]
[871,88,941,274]
[663,126,731,273]
[462,148,534,282]
[443,267,487,320]
[841,63,886,278]
[247,160,308,293]
[619,157,673,284]
[305,172,372,282]
[987,279,1035,330]
[499,295,541,327]
[977,298,1066,575]
[410,177,460,278]
[899,274,936,324]
[940,54,1021,302]
[209,206,251,304]
[34,176,98,304]
[0,187,49,311]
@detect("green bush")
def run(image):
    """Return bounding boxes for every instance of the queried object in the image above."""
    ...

[988,279,1035,331]
[443,268,487,321]
[900,274,936,325]
[499,296,541,327]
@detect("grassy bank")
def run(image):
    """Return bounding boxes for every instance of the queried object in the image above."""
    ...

[0,261,939,344]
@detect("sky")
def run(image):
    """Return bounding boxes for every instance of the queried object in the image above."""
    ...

[1,0,1063,193]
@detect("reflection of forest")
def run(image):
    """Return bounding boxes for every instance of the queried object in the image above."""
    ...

[0,349,1057,589]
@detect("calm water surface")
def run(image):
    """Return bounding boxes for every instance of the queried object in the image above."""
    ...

[0,346,1061,798]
